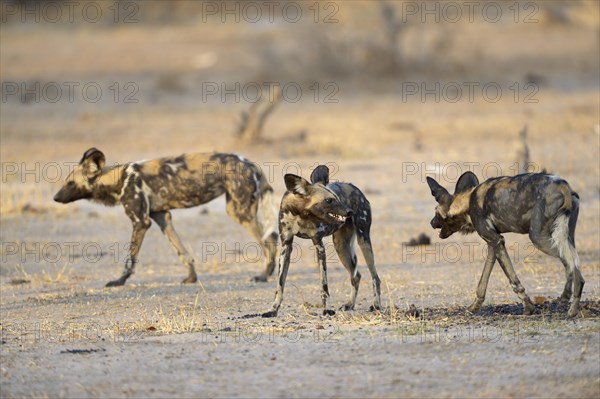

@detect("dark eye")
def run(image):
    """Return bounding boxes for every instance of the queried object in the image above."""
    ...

[325,198,334,204]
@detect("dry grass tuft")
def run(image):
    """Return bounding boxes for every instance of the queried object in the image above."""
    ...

[13,262,71,285]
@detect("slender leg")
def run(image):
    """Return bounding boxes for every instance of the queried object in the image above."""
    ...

[150,211,197,283]
[354,201,381,311]
[568,264,584,318]
[106,221,150,287]
[314,238,335,316]
[262,237,293,318]
[357,236,381,311]
[493,237,535,315]
[560,240,584,318]
[467,245,496,313]
[559,260,573,305]
[333,225,360,311]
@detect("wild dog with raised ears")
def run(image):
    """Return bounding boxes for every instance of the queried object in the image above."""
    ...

[54,148,279,286]
[427,172,584,317]
[262,165,382,317]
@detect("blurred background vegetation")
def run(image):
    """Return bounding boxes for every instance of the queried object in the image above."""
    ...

[2,1,598,92]
[1,1,599,213]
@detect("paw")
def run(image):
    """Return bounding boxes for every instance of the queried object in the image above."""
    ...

[559,297,571,308]
[105,279,125,287]
[523,303,535,316]
[467,302,481,314]
[252,275,268,283]
[369,304,382,312]
[340,303,354,311]
[322,309,336,316]
[181,275,197,284]
[567,305,579,318]
[261,310,278,318]
[404,304,419,318]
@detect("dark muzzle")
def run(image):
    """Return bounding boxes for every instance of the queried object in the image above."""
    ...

[430,216,442,229]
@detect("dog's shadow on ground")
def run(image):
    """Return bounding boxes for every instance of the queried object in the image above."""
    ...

[416,299,600,323]
[237,300,600,323]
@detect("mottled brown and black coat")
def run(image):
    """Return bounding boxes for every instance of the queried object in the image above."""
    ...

[427,172,584,317]
[54,148,278,286]
[262,165,381,317]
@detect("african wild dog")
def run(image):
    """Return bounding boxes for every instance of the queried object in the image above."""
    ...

[54,148,279,286]
[427,171,584,317]
[262,165,382,317]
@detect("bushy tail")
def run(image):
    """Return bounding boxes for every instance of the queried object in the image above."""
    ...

[256,181,279,279]
[228,159,279,280]
[256,183,279,241]
[551,192,581,287]
[568,192,579,246]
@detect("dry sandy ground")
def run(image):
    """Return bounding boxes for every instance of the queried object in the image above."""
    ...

[1,169,599,398]
[1,3,600,398]
[1,131,598,397]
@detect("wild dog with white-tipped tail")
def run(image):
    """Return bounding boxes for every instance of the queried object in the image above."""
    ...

[427,172,584,317]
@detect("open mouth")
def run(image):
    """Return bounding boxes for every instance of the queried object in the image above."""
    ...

[438,230,451,239]
[328,213,347,223]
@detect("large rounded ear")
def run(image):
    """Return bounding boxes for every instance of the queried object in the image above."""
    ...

[426,176,451,205]
[310,165,329,185]
[454,172,479,195]
[284,174,311,196]
[80,148,105,179]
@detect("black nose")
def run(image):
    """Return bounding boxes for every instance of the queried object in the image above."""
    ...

[346,210,353,217]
